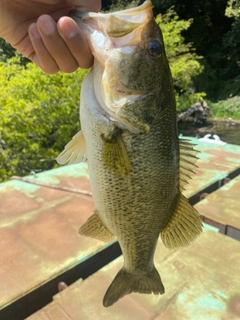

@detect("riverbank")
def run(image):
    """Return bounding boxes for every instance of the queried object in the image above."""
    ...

[178,119,240,146]
[210,118,240,125]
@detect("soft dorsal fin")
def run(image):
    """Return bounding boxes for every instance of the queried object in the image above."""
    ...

[160,140,202,249]
[160,193,202,249]
[179,139,199,191]
[56,130,87,165]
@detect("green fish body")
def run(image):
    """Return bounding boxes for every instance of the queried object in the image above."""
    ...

[57,0,202,307]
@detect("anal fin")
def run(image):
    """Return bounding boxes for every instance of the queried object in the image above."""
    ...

[160,194,202,249]
[79,211,115,243]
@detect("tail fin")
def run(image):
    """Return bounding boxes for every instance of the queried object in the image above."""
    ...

[103,267,164,307]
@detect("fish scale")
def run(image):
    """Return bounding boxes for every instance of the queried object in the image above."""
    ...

[57,0,202,308]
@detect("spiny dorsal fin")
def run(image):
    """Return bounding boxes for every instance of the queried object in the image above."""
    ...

[79,211,115,243]
[56,130,87,165]
[160,193,202,249]
[179,139,199,191]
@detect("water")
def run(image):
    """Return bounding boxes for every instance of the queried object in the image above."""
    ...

[178,121,240,146]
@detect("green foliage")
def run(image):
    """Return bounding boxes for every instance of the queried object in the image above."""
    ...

[222,1,240,80]
[0,57,87,182]
[225,0,240,17]
[209,96,240,119]
[0,38,30,66]
[220,75,240,98]
[0,38,16,62]
[156,9,205,110]
[106,0,139,11]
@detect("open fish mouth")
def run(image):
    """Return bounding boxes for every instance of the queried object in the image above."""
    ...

[73,0,153,37]
[71,0,153,64]
[70,1,156,132]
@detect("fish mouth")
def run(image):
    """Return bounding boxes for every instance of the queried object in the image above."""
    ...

[71,0,153,64]
[71,1,155,132]
[82,0,153,37]
[73,0,153,36]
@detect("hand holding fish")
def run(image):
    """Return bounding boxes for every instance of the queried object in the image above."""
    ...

[0,0,101,73]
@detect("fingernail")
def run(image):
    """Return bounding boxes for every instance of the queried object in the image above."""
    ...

[58,18,79,39]
[39,18,56,35]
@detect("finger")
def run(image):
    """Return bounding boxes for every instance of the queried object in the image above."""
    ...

[12,32,35,61]
[36,15,79,73]
[29,22,60,74]
[57,17,93,69]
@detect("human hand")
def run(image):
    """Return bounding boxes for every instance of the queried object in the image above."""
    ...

[0,1,101,74]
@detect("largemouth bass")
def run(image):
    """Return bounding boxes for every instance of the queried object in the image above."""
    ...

[57,0,202,307]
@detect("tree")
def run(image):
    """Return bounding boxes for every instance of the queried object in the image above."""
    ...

[0,38,16,62]
[0,56,87,182]
[0,38,30,66]
[156,9,205,109]
[223,0,240,79]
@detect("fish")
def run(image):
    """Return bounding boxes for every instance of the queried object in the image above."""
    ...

[57,0,202,307]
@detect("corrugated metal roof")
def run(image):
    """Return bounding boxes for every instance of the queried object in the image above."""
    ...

[182,137,240,199]
[0,163,116,311]
[195,174,240,234]
[26,228,240,320]
[1,137,240,318]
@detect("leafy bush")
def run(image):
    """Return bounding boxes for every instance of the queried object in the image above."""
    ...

[108,0,139,10]
[0,57,87,182]
[0,39,16,62]
[156,9,205,110]
[208,96,240,119]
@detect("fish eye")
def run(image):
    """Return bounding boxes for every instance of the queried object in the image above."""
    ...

[147,40,162,58]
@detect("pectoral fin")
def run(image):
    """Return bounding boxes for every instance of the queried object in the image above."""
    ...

[79,211,115,243]
[101,127,131,175]
[160,194,202,249]
[56,131,86,165]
